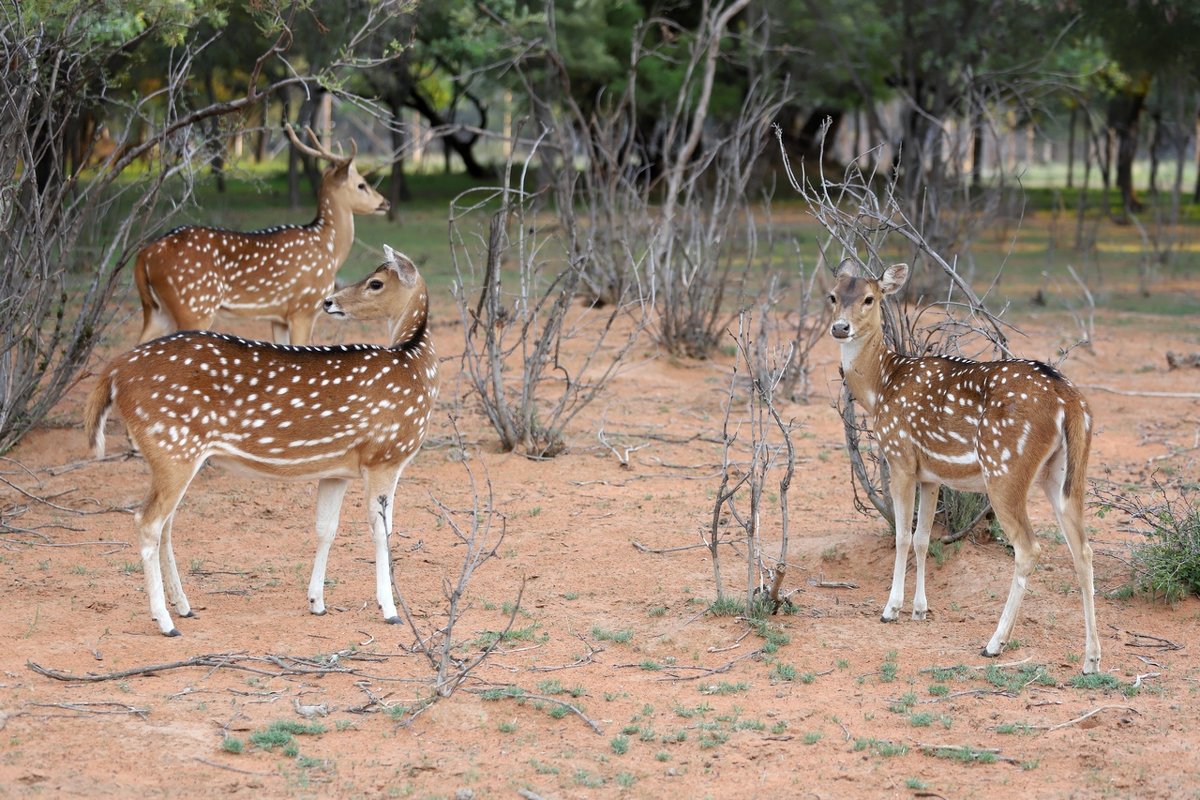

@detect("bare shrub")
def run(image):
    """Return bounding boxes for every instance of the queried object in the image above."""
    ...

[450,130,644,458]
[710,311,798,614]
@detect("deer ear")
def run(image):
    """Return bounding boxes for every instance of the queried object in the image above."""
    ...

[382,245,417,287]
[879,263,909,295]
[835,259,861,280]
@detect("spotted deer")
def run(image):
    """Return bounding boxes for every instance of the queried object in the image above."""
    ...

[85,246,435,636]
[830,262,1100,673]
[134,125,389,346]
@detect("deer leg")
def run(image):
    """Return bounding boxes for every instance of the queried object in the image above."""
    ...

[365,469,403,624]
[882,471,917,622]
[983,498,1040,657]
[136,473,193,636]
[271,322,291,345]
[286,311,317,347]
[1043,466,1101,674]
[157,513,194,618]
[307,478,350,616]
[911,482,938,620]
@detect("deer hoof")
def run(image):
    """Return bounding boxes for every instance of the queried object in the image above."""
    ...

[180,610,196,618]
[880,614,897,623]
[384,615,402,625]
[310,608,326,617]
[165,628,182,637]
[912,609,927,621]
[979,645,1001,658]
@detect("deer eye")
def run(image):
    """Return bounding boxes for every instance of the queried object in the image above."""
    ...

[827,294,836,304]
[358,182,368,191]
[863,295,874,306]
[368,279,384,290]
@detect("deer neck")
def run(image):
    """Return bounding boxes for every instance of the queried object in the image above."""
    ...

[839,326,891,417]
[389,280,431,352]
[313,191,356,265]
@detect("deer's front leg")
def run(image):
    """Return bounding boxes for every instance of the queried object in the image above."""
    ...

[308,478,350,616]
[911,482,939,620]
[883,470,917,623]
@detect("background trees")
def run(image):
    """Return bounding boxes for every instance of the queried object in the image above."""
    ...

[2,0,1198,453]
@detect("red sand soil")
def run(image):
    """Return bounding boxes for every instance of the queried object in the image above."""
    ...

[2,294,1198,799]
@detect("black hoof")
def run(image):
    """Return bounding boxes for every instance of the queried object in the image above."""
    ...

[180,610,196,618]
[165,628,182,637]
[880,615,896,624]
[979,646,1000,658]
[384,615,402,625]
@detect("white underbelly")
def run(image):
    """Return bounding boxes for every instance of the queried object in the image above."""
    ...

[207,455,358,482]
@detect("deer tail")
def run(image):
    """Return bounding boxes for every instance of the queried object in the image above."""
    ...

[84,370,116,458]
[1061,398,1092,502]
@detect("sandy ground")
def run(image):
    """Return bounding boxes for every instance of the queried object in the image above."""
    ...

[2,291,1199,800]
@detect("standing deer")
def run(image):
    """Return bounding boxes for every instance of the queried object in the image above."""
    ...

[134,125,389,346]
[85,246,435,636]
[829,262,1100,673]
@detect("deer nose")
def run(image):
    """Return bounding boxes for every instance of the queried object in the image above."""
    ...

[322,297,335,310]
[831,320,851,340]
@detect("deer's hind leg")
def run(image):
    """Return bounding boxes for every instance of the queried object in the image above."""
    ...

[982,477,1040,658]
[1042,450,1101,674]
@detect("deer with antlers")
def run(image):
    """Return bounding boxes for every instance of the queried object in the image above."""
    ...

[830,262,1100,673]
[85,246,435,636]
[134,126,389,346]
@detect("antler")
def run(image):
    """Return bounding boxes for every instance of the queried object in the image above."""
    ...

[284,124,356,166]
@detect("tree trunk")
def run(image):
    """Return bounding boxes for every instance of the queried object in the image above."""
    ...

[1109,85,1148,216]
[406,88,494,179]
[1194,109,1200,203]
[1148,110,1162,195]
[388,103,410,217]
[1066,105,1076,189]
[254,96,269,163]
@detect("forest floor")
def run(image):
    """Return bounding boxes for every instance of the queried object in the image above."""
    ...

[2,282,1199,799]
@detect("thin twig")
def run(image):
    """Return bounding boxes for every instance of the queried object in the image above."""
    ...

[1042,705,1138,733]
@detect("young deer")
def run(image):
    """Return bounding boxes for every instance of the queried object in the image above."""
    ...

[134,125,389,346]
[85,246,435,636]
[830,262,1100,673]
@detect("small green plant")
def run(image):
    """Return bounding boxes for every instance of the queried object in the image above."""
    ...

[906,778,928,790]
[995,721,1038,735]
[531,759,559,775]
[562,591,579,601]
[879,661,899,682]
[853,737,908,757]
[221,737,244,754]
[673,702,711,719]
[249,720,325,753]
[908,712,934,727]
[648,605,668,617]
[836,658,850,670]
[802,731,822,745]
[546,704,570,720]
[498,720,518,733]
[888,691,917,714]
[770,663,797,682]
[537,679,566,695]
[1108,481,1200,601]
[1068,673,1122,691]
[639,659,663,671]
[655,750,670,762]
[611,735,629,755]
[923,744,997,764]
[928,683,950,696]
[573,768,604,788]
[591,625,633,643]
[699,730,729,749]
[615,772,636,788]
[700,681,748,695]
[708,596,743,616]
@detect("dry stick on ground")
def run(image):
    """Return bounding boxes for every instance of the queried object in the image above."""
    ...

[1080,384,1200,399]
[194,758,275,777]
[27,651,403,683]
[657,649,762,682]
[25,701,148,718]
[1038,705,1140,733]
